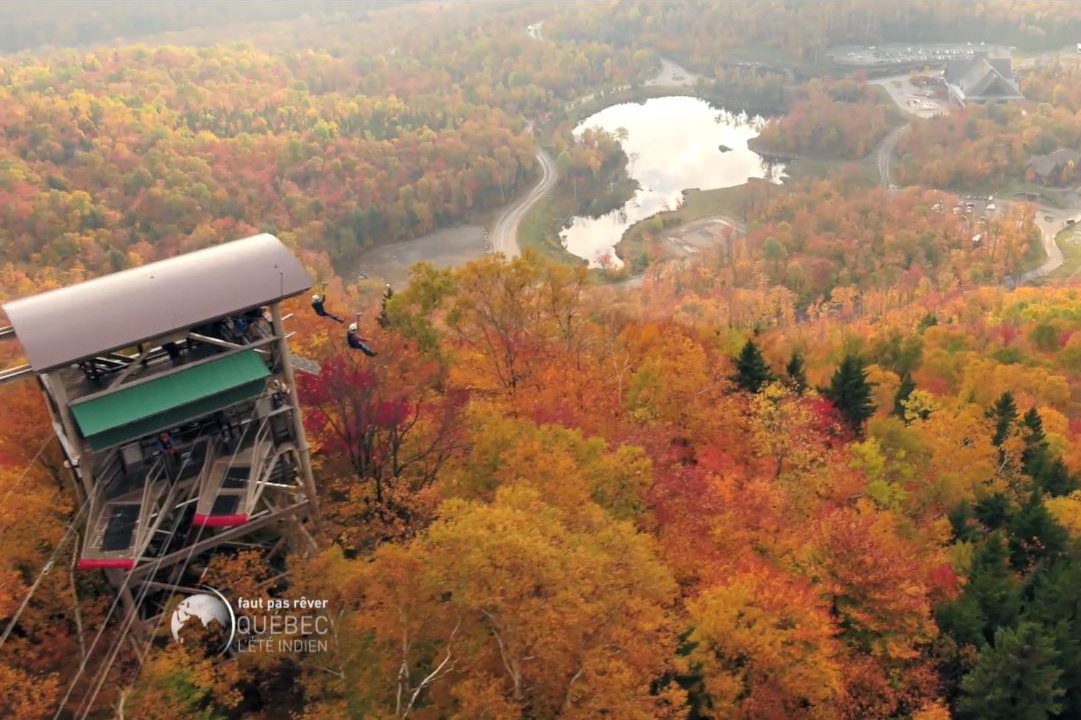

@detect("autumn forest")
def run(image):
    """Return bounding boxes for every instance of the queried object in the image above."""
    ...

[5,2,1081,720]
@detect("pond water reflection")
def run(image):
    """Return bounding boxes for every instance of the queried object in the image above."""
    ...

[560,95,784,267]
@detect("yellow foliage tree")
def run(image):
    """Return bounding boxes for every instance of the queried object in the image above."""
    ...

[686,570,844,720]
[305,485,683,719]
[1045,491,1081,537]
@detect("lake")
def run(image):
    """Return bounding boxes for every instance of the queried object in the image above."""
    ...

[560,95,784,267]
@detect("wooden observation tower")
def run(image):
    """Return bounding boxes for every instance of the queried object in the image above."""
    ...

[0,234,319,628]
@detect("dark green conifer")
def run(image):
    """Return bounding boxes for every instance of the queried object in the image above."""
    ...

[1019,406,1079,497]
[935,532,1022,648]
[1007,493,1068,572]
[991,392,1018,447]
[893,371,916,418]
[784,350,806,393]
[731,339,772,393]
[957,622,1064,720]
[1023,406,1045,443]
[823,353,875,435]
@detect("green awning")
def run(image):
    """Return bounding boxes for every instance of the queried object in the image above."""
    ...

[71,351,270,451]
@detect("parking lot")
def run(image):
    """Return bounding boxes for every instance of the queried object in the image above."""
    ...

[955,195,1001,220]
[872,74,948,118]
[922,190,1002,221]
[829,42,1012,68]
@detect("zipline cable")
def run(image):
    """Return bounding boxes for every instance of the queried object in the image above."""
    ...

[49,432,211,720]
[73,388,285,719]
[73,420,252,720]
[0,494,90,649]
[0,434,55,505]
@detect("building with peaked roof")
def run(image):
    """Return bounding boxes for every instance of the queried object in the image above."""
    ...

[944,52,1023,106]
[1025,149,1081,186]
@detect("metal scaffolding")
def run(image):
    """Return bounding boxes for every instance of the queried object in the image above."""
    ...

[0,233,321,634]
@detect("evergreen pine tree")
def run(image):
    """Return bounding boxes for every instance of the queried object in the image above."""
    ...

[948,500,979,542]
[936,533,1024,659]
[974,492,1011,531]
[991,392,1018,447]
[1022,406,1045,443]
[1033,456,1080,498]
[1022,549,1081,719]
[956,622,1064,720]
[934,591,990,651]
[731,339,772,393]
[1007,493,1068,572]
[823,353,875,435]
[1021,406,1047,471]
[785,350,807,393]
[968,532,1023,637]
[893,371,916,418]
[1018,406,1079,496]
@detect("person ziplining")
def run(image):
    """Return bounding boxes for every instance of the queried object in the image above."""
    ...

[311,285,344,324]
[346,323,377,356]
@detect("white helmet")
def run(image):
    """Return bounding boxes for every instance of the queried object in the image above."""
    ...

[348,322,358,332]
[312,294,321,302]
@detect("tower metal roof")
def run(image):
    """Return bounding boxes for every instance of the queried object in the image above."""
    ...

[2,234,312,372]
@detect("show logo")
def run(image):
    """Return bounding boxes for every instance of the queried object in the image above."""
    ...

[170,586,331,656]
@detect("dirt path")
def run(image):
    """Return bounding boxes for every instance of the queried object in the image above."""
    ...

[606,213,745,289]
[658,213,746,251]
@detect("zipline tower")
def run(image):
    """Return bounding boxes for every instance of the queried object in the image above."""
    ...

[0,234,319,626]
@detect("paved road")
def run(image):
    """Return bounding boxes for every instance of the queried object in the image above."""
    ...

[494,55,701,255]
[1021,208,1074,283]
[645,56,700,88]
[869,74,1075,283]
[869,75,947,120]
[566,55,698,112]
[1014,46,1081,71]
[491,149,557,257]
[876,123,910,188]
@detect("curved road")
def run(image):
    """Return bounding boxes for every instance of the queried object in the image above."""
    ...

[491,148,557,257]
[491,56,697,256]
[874,118,1071,283]
[876,123,909,189]
[1021,209,1072,283]
[494,56,1076,283]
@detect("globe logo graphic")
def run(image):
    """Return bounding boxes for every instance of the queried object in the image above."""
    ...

[170,589,235,656]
